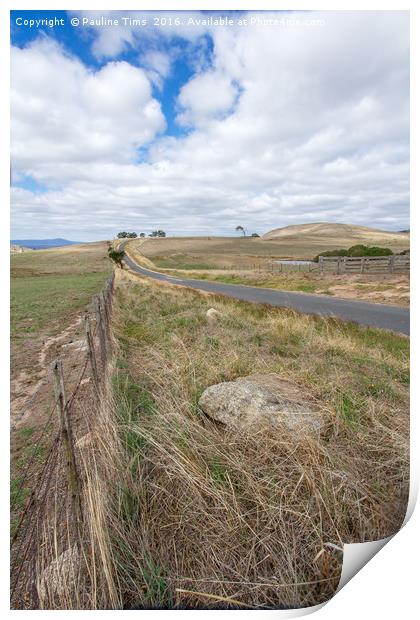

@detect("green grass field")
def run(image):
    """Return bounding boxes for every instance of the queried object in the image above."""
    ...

[11,242,111,339]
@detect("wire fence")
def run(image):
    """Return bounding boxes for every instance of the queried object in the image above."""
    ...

[10,273,115,609]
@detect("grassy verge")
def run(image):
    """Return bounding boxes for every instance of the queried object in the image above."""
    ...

[169,270,320,293]
[89,270,409,609]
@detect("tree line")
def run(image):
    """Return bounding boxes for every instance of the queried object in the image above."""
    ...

[117,227,262,238]
[117,230,166,239]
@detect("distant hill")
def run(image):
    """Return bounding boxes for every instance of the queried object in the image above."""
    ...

[10,238,80,250]
[263,222,409,246]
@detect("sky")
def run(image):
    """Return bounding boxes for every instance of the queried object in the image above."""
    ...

[10,10,409,240]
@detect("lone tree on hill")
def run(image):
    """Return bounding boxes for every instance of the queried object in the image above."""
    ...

[235,225,246,236]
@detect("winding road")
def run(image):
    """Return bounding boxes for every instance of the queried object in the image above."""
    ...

[123,253,410,336]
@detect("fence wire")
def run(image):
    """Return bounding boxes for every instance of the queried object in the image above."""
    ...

[10,274,115,610]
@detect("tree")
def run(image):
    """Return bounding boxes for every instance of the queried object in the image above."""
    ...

[117,231,137,238]
[108,247,125,268]
[235,225,246,236]
[139,233,146,238]
[251,233,260,238]
[149,230,166,237]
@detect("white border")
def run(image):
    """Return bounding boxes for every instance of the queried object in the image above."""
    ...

[2,1,417,618]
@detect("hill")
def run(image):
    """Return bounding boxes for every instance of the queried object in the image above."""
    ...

[132,221,409,266]
[262,223,410,250]
[10,238,80,250]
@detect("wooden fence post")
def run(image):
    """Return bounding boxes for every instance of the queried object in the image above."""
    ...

[95,295,107,367]
[100,291,111,340]
[85,315,99,391]
[51,360,82,527]
[390,255,395,274]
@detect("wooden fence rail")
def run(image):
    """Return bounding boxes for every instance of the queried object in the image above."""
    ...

[319,255,410,275]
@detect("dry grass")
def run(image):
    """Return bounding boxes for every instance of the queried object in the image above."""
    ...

[133,227,409,264]
[125,240,410,306]
[77,270,409,609]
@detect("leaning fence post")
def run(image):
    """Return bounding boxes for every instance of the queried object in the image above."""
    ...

[85,315,99,391]
[51,359,82,527]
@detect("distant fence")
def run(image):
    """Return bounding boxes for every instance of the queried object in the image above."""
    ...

[319,255,410,275]
[10,273,115,609]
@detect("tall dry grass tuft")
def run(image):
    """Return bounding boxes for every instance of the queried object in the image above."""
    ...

[71,270,408,609]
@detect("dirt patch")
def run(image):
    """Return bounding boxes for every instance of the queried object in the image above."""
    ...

[11,314,88,429]
[316,274,410,306]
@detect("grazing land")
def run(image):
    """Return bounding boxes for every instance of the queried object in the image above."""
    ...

[10,242,110,539]
[262,222,410,248]
[126,237,410,306]
[11,242,110,340]
[137,224,409,268]
[11,240,111,425]
[87,269,409,609]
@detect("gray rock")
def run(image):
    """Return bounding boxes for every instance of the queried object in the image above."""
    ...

[199,374,323,436]
[206,308,223,324]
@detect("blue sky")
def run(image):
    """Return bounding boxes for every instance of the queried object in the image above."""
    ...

[10,10,409,240]
[11,10,205,161]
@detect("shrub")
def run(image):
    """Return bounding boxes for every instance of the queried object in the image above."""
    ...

[314,245,393,262]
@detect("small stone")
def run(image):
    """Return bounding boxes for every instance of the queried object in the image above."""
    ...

[206,308,223,324]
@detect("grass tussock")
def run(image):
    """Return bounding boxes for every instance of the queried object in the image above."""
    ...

[81,270,409,609]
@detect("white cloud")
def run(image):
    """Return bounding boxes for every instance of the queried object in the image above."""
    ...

[177,71,238,126]
[11,11,409,239]
[139,49,177,89]
[78,10,208,59]
[140,50,172,78]
[11,38,165,177]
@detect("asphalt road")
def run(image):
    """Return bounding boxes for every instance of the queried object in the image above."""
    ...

[123,254,410,335]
